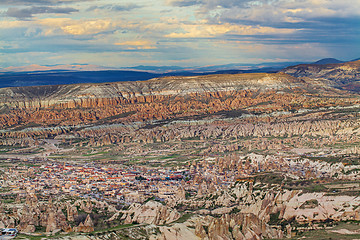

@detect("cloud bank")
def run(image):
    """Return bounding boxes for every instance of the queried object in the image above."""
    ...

[0,0,359,68]
[6,6,78,19]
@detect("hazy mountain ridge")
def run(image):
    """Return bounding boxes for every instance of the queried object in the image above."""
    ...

[0,61,302,89]
[0,61,303,74]
[312,58,344,65]
[1,64,116,73]
[0,70,160,88]
[0,58,357,89]
[0,68,287,89]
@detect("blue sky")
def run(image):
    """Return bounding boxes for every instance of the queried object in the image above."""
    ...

[0,0,359,68]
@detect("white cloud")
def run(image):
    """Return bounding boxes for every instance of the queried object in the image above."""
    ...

[165,22,295,38]
[115,40,157,49]
[0,20,28,28]
[207,0,360,25]
[37,18,113,35]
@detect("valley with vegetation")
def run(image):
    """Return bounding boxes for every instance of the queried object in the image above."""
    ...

[0,60,360,240]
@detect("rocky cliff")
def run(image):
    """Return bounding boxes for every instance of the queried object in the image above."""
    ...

[0,72,303,109]
[0,71,354,130]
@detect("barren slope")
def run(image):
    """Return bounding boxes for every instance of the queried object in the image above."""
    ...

[0,72,303,108]
[0,71,355,130]
[282,60,360,88]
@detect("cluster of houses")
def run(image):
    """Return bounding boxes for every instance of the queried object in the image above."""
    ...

[1,151,350,205]
[3,162,188,203]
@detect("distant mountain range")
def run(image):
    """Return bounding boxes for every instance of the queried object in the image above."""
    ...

[0,70,161,88]
[0,58,358,88]
[120,61,307,73]
[1,61,306,74]
[312,58,345,65]
[1,64,115,73]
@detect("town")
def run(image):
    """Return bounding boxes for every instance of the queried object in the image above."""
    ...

[1,147,358,206]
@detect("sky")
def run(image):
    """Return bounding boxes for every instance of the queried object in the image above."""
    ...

[0,0,359,68]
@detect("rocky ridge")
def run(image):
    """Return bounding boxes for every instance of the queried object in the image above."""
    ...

[282,60,360,88]
[7,182,357,240]
[0,73,310,109]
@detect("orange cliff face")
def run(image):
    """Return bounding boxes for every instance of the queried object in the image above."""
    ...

[0,72,357,130]
[0,72,302,108]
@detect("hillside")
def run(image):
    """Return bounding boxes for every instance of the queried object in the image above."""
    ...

[282,60,360,90]
[0,72,304,108]
[0,72,348,130]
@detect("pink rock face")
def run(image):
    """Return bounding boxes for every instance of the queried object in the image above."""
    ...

[0,72,356,131]
[123,201,181,225]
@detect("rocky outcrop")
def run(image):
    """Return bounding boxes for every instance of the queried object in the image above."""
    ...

[66,203,78,222]
[183,182,360,224]
[122,201,181,225]
[206,213,284,240]
[75,117,360,152]
[8,195,72,233]
[0,194,115,234]
[149,182,359,239]
[73,214,94,233]
[17,205,37,233]
[152,213,284,240]
[282,193,360,223]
